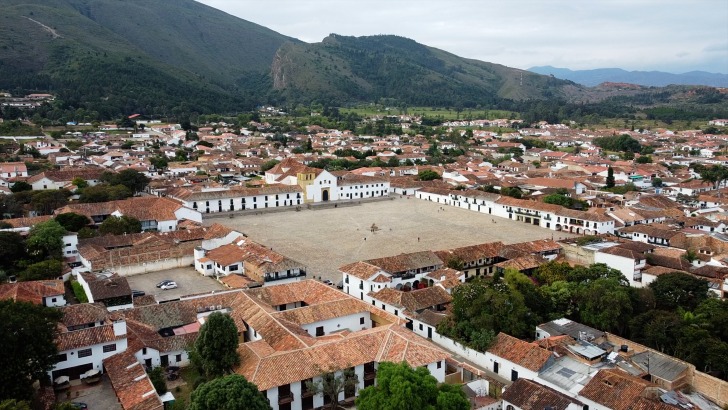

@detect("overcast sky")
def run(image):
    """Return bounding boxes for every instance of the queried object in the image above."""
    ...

[197,0,728,74]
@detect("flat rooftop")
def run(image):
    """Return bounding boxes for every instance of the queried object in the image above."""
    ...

[212,198,577,281]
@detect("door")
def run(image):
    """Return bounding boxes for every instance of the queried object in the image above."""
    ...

[493,362,499,374]
[161,355,169,367]
[322,189,330,202]
[427,327,432,339]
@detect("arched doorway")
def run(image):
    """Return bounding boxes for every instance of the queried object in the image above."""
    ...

[322,189,330,202]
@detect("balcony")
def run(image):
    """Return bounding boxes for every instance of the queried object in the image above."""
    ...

[513,208,539,217]
[278,392,294,405]
[264,271,307,283]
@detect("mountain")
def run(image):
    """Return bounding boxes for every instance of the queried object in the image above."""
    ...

[271,34,580,106]
[528,66,728,88]
[0,0,296,115]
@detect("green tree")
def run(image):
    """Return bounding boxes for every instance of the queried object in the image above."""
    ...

[101,169,150,194]
[306,367,359,410]
[499,186,522,199]
[19,260,63,281]
[98,215,142,235]
[356,362,468,410]
[605,166,615,188]
[26,219,65,260]
[417,170,441,181]
[575,277,633,334]
[261,160,280,172]
[29,190,71,215]
[0,400,31,410]
[698,165,728,190]
[189,375,270,410]
[635,155,652,164]
[71,178,88,189]
[148,367,167,395]
[534,261,572,285]
[0,231,27,273]
[55,213,90,232]
[9,181,31,193]
[651,177,663,188]
[191,312,240,378]
[0,300,62,401]
[649,272,709,311]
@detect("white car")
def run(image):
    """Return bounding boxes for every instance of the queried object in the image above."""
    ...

[160,281,178,290]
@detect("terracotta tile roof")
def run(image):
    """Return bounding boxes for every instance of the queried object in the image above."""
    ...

[104,350,163,410]
[494,254,546,271]
[56,323,118,351]
[1,215,53,229]
[579,368,655,410]
[205,239,305,273]
[0,280,64,305]
[339,261,381,280]
[501,378,581,410]
[235,324,449,391]
[365,251,443,274]
[368,286,452,315]
[28,168,106,184]
[60,303,109,327]
[487,333,552,372]
[57,196,186,223]
[273,298,372,325]
[434,242,504,263]
[81,272,131,301]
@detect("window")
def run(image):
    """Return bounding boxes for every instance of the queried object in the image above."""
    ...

[360,317,365,325]
[176,354,182,362]
[315,326,325,337]
[419,323,423,331]
[51,298,57,303]
[103,344,116,353]
[437,361,442,369]
[78,348,92,358]
[56,353,67,362]
[142,348,147,355]
[394,309,399,316]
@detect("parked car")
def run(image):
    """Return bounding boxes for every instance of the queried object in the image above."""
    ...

[160,281,178,290]
[70,403,88,410]
[336,280,344,289]
[322,279,334,286]
[131,290,145,297]
[156,280,173,288]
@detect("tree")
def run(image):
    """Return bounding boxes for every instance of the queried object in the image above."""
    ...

[649,272,709,311]
[306,367,359,410]
[71,178,88,189]
[98,215,142,235]
[0,232,27,273]
[605,166,615,188]
[148,367,167,395]
[9,181,31,193]
[698,165,728,190]
[635,155,652,164]
[651,177,663,188]
[55,213,90,232]
[79,184,133,202]
[574,277,633,334]
[0,300,62,401]
[29,190,71,215]
[417,170,441,181]
[0,400,31,410]
[191,312,240,378]
[101,169,150,194]
[19,260,63,281]
[26,220,65,260]
[356,362,468,410]
[499,186,522,199]
[261,160,280,172]
[188,375,270,410]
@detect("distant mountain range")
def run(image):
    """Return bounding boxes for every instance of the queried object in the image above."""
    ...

[528,66,728,88]
[0,0,722,118]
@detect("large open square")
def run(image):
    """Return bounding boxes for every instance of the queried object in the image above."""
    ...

[211,198,577,282]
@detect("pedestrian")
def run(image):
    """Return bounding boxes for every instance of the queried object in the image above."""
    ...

[417,237,420,242]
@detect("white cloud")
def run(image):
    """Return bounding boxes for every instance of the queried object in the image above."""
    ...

[197,0,728,73]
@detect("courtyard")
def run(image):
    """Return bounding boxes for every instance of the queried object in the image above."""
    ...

[212,197,577,282]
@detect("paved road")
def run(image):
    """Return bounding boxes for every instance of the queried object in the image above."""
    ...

[214,197,576,282]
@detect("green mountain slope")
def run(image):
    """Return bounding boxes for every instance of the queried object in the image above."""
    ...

[0,0,295,116]
[271,34,580,106]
